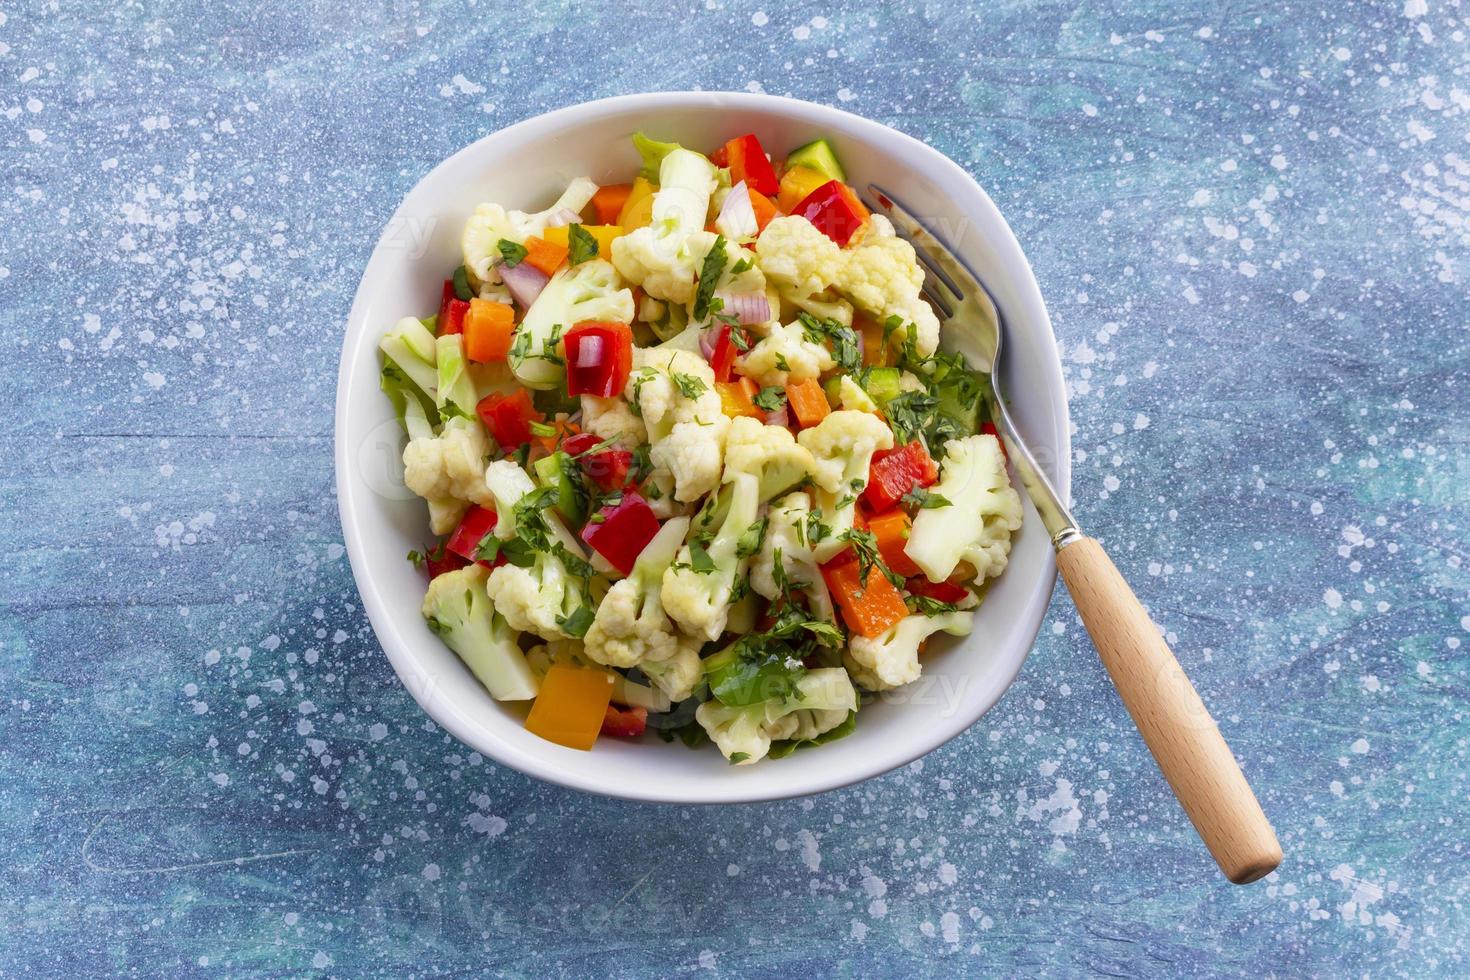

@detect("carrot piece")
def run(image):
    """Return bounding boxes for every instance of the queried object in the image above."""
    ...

[533,418,579,455]
[749,189,780,231]
[821,559,909,638]
[717,380,762,419]
[591,184,632,224]
[462,298,516,363]
[522,236,569,276]
[866,508,922,578]
[785,378,830,427]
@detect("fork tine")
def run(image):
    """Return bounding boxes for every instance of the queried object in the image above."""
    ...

[919,279,955,320]
[865,184,986,303]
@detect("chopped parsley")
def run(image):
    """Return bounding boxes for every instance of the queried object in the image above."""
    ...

[567,223,599,265]
[736,518,768,559]
[902,486,952,509]
[838,528,903,589]
[689,541,716,574]
[557,605,595,638]
[908,595,961,617]
[672,371,708,399]
[753,385,787,412]
[693,235,728,321]
[452,265,474,300]
[497,239,528,268]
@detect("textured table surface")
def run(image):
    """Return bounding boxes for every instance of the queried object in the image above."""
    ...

[3,1,1468,975]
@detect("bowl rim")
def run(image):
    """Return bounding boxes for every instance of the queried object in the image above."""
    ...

[334,91,1071,803]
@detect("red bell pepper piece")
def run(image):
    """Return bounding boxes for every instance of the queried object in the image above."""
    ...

[445,505,500,566]
[707,323,739,383]
[907,577,970,605]
[862,441,939,512]
[563,321,634,398]
[563,432,634,492]
[600,704,648,738]
[710,144,729,168]
[791,180,869,247]
[476,389,544,450]
[580,491,661,575]
[723,134,780,196]
[423,542,469,579]
[436,279,469,336]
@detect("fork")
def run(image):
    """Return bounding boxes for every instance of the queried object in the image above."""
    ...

[866,185,1283,885]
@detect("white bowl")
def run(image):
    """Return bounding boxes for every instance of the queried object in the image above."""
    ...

[335,92,1070,803]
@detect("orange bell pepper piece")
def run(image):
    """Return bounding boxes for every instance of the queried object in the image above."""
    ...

[717,379,763,420]
[776,165,830,214]
[524,664,615,750]
[462,298,516,363]
[591,184,632,224]
[854,314,892,367]
[617,177,657,230]
[521,236,569,277]
[785,378,830,428]
[865,508,922,578]
[749,188,780,231]
[821,558,909,638]
[542,224,623,261]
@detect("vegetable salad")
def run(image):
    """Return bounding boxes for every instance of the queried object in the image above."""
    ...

[380,130,1023,765]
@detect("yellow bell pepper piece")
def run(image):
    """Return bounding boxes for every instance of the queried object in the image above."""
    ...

[524,663,614,751]
[616,176,657,231]
[542,223,625,260]
[776,166,830,214]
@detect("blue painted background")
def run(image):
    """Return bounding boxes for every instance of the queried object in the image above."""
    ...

[3,0,1467,975]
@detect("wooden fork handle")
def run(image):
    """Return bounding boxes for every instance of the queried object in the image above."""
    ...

[1056,536,1282,884]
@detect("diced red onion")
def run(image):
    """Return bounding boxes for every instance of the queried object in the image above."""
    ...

[500,260,549,308]
[544,208,582,228]
[764,405,789,428]
[716,181,758,239]
[699,325,721,361]
[713,291,770,325]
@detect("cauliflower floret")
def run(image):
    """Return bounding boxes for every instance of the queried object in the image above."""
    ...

[402,415,493,533]
[639,464,683,519]
[750,491,834,623]
[785,707,853,743]
[736,320,837,387]
[579,394,647,448]
[461,177,599,285]
[755,216,846,295]
[611,148,719,305]
[422,564,539,701]
[641,647,703,705]
[721,415,815,502]
[834,214,941,357]
[905,434,1023,583]
[835,375,878,413]
[797,409,894,495]
[695,668,857,765]
[512,258,634,390]
[652,421,725,503]
[757,214,940,357]
[844,610,974,691]
[662,473,760,641]
[481,460,594,641]
[628,347,729,502]
[583,517,703,702]
[797,410,894,562]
